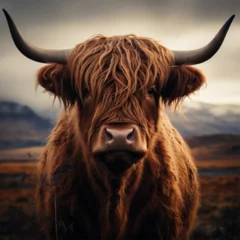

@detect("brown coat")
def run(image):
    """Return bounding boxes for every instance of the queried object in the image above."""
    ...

[36,35,204,240]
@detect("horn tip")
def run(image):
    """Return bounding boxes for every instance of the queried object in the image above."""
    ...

[2,9,13,27]
[223,15,235,31]
[228,15,235,24]
[2,8,9,18]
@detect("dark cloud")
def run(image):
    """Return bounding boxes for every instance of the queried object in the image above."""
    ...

[0,0,239,109]
[1,0,238,52]
[1,0,239,25]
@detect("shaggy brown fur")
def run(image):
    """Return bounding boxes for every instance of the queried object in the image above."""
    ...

[36,35,205,240]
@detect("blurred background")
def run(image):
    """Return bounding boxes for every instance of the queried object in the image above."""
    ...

[0,0,239,239]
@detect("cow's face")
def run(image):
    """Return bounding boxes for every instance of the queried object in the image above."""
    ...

[37,35,205,175]
[77,70,160,175]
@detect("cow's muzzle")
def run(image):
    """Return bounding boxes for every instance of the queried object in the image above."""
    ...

[92,124,147,175]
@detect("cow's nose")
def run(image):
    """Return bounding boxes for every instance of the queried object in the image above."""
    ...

[92,124,147,174]
[104,127,135,145]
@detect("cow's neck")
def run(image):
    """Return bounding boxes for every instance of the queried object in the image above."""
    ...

[86,162,144,239]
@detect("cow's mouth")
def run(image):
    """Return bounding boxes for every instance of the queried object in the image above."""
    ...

[93,151,145,175]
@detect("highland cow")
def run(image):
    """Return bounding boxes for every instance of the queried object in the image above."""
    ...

[3,9,234,240]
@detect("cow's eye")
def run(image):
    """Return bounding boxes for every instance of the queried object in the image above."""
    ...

[83,87,90,98]
[147,88,155,95]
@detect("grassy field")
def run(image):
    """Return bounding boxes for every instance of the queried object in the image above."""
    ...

[0,146,43,161]
[193,176,240,240]
[0,140,239,239]
[0,162,239,239]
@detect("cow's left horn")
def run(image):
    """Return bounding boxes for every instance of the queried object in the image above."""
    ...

[172,15,235,65]
[3,9,72,64]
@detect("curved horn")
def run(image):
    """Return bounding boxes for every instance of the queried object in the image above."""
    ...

[173,15,235,65]
[3,9,72,64]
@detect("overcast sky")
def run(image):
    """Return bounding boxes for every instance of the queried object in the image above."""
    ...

[0,0,239,116]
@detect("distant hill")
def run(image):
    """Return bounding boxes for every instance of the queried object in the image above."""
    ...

[185,134,240,161]
[167,102,240,136]
[0,101,53,150]
[0,100,239,149]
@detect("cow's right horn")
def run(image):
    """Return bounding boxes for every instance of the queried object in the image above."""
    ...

[3,9,72,64]
[172,15,235,65]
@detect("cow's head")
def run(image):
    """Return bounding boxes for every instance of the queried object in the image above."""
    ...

[3,10,234,175]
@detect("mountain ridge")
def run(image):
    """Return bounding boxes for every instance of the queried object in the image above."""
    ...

[0,100,239,149]
[0,101,53,150]
[167,101,240,136]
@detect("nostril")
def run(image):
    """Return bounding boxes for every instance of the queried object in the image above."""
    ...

[105,128,114,143]
[127,128,135,143]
